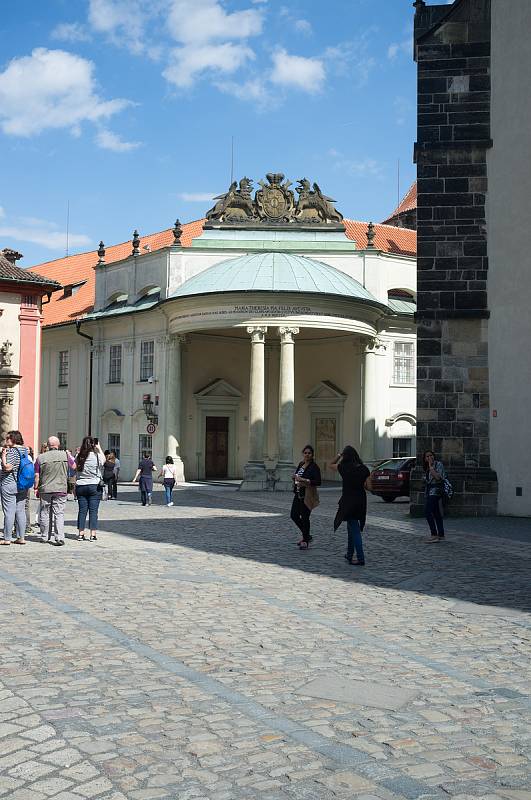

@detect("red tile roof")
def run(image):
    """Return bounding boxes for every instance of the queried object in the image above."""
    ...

[382,182,417,224]
[28,218,416,328]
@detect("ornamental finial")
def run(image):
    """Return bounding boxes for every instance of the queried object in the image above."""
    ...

[366,221,376,248]
[413,0,426,10]
[132,229,140,257]
[97,241,105,265]
[173,218,183,245]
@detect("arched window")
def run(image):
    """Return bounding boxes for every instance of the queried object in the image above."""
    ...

[135,286,161,307]
[105,292,128,310]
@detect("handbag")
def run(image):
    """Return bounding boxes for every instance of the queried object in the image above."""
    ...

[304,485,320,511]
[442,477,453,500]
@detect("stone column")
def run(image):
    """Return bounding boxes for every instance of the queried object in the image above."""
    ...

[164,334,186,482]
[275,326,298,490]
[241,326,268,490]
[361,337,386,463]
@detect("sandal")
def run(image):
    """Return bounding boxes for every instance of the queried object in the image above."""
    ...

[90,535,97,541]
[77,534,87,541]
[349,559,365,566]
[298,541,310,550]
[0,540,11,546]
[14,539,26,545]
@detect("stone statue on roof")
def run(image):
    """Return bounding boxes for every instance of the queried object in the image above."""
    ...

[204,173,344,227]
[295,179,344,224]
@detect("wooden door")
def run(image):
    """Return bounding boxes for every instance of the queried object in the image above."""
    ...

[314,416,338,481]
[205,416,229,478]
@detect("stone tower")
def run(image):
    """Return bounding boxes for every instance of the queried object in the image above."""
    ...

[410,0,498,515]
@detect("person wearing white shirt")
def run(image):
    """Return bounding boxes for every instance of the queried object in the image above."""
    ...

[159,456,178,506]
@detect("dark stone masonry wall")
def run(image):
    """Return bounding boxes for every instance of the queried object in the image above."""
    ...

[411,0,498,516]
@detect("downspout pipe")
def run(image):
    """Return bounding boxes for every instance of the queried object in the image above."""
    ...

[75,320,93,436]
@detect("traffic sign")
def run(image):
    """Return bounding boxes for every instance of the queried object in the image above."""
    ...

[146,422,157,434]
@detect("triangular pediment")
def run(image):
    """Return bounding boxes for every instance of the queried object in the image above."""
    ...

[305,380,347,400]
[194,378,242,398]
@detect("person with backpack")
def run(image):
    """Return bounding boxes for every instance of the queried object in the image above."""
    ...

[330,446,371,566]
[34,436,76,546]
[0,430,34,545]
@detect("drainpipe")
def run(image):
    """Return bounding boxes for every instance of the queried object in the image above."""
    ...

[75,320,93,436]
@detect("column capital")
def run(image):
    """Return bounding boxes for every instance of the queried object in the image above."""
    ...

[247,325,267,344]
[123,340,136,352]
[277,326,299,343]
[364,336,387,355]
[91,344,105,358]
[157,333,189,349]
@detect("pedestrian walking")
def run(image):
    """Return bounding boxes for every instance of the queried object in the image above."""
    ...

[102,451,116,500]
[159,456,177,506]
[331,446,370,566]
[34,442,48,524]
[110,450,120,499]
[133,452,157,506]
[34,436,76,546]
[0,430,34,545]
[75,437,105,541]
[423,450,446,542]
[290,445,321,550]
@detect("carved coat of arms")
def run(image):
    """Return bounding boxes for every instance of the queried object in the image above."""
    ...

[205,172,343,227]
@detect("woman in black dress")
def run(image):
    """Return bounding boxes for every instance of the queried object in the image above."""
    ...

[331,446,370,565]
[291,445,322,550]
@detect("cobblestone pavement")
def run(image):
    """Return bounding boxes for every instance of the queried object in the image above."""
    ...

[0,484,530,800]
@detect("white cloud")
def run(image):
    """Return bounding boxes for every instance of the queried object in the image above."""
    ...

[88,0,147,54]
[96,128,141,151]
[328,149,384,178]
[218,77,273,108]
[0,48,132,137]
[167,0,263,44]
[0,211,91,251]
[51,22,90,42]
[294,19,312,35]
[179,192,215,202]
[0,206,4,219]
[270,49,324,93]
[387,38,411,60]
[164,42,255,88]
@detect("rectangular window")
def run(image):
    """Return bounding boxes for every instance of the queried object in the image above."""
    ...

[108,434,121,460]
[140,340,154,381]
[138,434,152,462]
[393,341,415,385]
[57,432,68,450]
[393,438,412,458]
[109,344,122,383]
[58,351,69,386]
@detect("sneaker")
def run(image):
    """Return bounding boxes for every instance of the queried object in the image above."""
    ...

[53,540,65,546]
[167,502,174,507]
[148,496,152,506]
[424,536,440,543]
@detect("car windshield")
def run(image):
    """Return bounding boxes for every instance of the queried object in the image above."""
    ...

[376,459,410,471]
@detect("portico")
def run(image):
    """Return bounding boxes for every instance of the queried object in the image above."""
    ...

[33,172,417,483]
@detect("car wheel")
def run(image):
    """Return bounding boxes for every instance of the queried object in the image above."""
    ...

[382,495,397,503]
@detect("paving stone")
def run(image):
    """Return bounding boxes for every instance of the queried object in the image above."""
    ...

[0,486,529,800]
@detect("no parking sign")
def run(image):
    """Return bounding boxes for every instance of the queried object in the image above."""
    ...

[146,422,157,434]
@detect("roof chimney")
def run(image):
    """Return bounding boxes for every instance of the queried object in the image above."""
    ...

[2,248,23,264]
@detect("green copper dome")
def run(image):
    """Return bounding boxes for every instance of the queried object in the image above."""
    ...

[171,252,379,302]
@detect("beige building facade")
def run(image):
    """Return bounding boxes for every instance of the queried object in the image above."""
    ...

[34,177,417,485]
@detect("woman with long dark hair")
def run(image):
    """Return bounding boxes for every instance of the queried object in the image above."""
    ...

[133,452,157,506]
[158,456,177,506]
[291,445,322,550]
[0,430,30,545]
[422,450,446,542]
[331,446,370,566]
[75,436,105,540]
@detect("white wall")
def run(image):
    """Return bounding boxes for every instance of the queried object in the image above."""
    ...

[0,292,22,427]
[487,0,531,515]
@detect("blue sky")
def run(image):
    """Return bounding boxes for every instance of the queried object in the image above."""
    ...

[0,0,419,267]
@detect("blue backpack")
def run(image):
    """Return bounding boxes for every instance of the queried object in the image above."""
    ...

[17,447,35,492]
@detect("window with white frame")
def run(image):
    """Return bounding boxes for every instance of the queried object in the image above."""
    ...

[393,438,412,458]
[58,351,69,386]
[57,432,68,450]
[393,341,415,385]
[139,340,154,381]
[138,434,152,461]
[108,433,121,460]
[109,344,122,383]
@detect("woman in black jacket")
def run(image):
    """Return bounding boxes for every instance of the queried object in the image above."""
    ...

[331,446,370,565]
[291,445,322,550]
